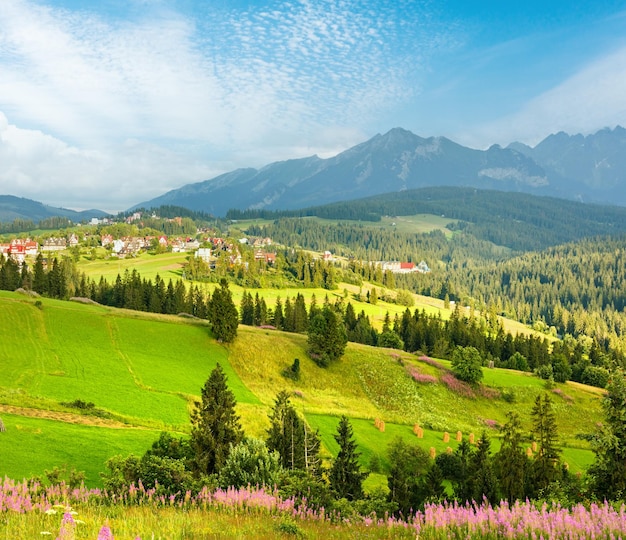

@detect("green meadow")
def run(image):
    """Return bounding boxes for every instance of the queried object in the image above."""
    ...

[0,290,602,488]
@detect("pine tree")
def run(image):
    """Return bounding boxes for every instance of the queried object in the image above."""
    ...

[422,462,446,502]
[495,411,528,503]
[588,369,626,499]
[32,253,47,294]
[329,416,368,500]
[530,394,561,493]
[208,279,238,342]
[266,391,320,474]
[273,297,284,329]
[190,363,243,476]
[387,437,430,516]
[307,305,348,367]
[468,431,498,504]
[240,291,254,325]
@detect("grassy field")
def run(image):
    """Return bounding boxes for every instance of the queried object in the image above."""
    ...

[0,290,602,488]
[231,213,458,238]
[74,247,544,338]
[78,251,188,282]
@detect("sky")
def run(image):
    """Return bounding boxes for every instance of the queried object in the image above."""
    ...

[1,0,626,213]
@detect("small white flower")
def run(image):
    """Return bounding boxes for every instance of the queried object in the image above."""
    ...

[44,509,57,515]
[40,532,52,536]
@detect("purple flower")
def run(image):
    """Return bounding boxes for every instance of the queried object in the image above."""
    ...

[97,525,114,540]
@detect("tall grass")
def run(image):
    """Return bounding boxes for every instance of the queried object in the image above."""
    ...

[3,477,626,539]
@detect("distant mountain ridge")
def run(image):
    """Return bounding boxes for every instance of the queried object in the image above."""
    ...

[0,195,108,223]
[132,126,626,216]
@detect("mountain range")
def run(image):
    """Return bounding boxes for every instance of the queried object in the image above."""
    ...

[132,126,626,216]
[0,195,108,224]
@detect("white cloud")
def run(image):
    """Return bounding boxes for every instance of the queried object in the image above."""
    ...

[0,0,455,209]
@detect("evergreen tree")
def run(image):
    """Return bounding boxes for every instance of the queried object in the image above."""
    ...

[387,437,430,516]
[468,431,498,504]
[240,291,254,325]
[495,411,528,503]
[293,293,309,333]
[530,394,561,493]
[273,297,284,329]
[588,369,626,500]
[329,416,368,500]
[452,439,474,503]
[307,305,348,367]
[32,253,47,294]
[190,363,243,476]
[283,297,295,332]
[422,462,446,503]
[47,257,66,299]
[208,279,238,342]
[266,391,321,475]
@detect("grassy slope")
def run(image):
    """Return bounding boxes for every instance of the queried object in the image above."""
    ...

[0,291,601,487]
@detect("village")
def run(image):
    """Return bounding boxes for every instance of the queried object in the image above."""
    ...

[0,211,430,276]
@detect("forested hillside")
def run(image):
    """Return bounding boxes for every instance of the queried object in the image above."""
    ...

[233,187,626,251]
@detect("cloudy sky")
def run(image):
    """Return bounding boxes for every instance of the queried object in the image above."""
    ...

[1,0,625,212]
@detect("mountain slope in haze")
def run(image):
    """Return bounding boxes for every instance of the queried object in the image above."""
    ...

[0,195,108,223]
[132,128,552,216]
[508,126,626,204]
[133,126,626,217]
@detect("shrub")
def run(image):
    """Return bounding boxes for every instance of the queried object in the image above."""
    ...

[581,365,610,388]
[219,437,281,489]
[535,364,554,380]
[281,358,301,381]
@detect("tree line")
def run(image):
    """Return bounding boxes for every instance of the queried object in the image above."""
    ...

[101,362,626,515]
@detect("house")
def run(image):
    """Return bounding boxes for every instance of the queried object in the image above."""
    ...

[42,237,67,252]
[378,260,429,274]
[185,238,200,251]
[0,243,9,258]
[24,240,38,256]
[195,248,212,263]
[68,233,79,248]
[7,239,27,263]
[112,239,125,255]
[158,236,168,248]
[101,234,114,247]
[254,250,277,265]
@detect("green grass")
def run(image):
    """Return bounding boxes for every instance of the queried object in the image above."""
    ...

[232,213,458,237]
[0,290,600,485]
[78,251,188,282]
[0,291,258,431]
[0,413,160,485]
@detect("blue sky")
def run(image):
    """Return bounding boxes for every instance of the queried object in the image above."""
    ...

[1,0,625,212]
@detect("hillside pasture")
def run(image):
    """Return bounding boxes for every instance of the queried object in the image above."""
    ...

[0,291,257,432]
[0,413,160,485]
[78,251,187,282]
[0,291,601,486]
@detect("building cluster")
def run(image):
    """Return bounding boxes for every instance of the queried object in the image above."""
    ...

[0,235,81,263]
[378,260,431,274]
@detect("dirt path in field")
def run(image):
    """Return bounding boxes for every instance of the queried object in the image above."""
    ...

[0,404,146,429]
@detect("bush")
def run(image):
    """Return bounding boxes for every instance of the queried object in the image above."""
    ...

[277,470,334,511]
[581,365,610,388]
[535,363,554,380]
[219,437,281,489]
[282,358,301,381]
